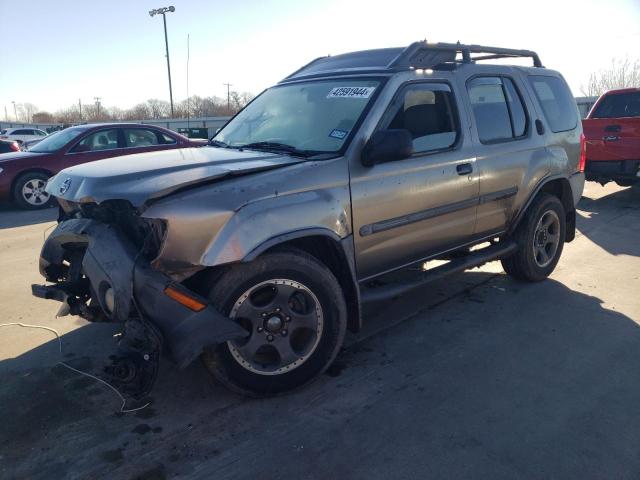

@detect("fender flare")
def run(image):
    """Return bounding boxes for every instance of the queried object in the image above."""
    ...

[243,227,343,262]
[507,173,576,239]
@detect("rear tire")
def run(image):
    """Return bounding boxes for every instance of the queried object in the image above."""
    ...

[12,171,53,210]
[202,248,347,397]
[501,193,566,282]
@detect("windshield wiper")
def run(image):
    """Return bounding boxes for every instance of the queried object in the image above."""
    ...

[234,141,325,158]
[208,139,229,148]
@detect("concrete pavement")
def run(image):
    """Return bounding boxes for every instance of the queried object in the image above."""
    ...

[0,182,638,479]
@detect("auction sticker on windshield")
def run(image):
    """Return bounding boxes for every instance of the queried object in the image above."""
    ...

[327,86,376,99]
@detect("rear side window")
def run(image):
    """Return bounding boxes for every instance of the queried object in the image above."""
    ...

[528,75,577,132]
[467,77,528,143]
[123,128,160,147]
[384,83,458,154]
[591,92,640,118]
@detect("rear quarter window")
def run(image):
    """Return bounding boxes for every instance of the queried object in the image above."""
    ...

[528,75,577,133]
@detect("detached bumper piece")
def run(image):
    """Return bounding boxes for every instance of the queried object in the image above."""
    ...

[32,218,248,397]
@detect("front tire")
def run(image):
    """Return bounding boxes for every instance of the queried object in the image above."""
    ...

[202,248,347,397]
[501,193,566,282]
[12,171,53,210]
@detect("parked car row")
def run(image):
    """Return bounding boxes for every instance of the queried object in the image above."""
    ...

[0,123,207,209]
[0,127,48,144]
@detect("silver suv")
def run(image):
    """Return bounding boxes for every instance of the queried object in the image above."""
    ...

[33,42,585,398]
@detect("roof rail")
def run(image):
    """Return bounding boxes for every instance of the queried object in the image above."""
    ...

[388,41,544,69]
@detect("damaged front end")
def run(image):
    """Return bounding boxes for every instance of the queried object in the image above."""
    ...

[32,201,247,399]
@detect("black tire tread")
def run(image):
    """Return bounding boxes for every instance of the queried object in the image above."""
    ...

[202,248,347,397]
[12,171,53,210]
[501,193,566,282]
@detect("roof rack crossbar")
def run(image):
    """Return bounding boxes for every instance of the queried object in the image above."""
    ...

[388,42,543,69]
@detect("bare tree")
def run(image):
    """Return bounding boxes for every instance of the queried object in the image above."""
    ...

[122,103,151,120]
[581,57,640,97]
[20,103,38,123]
[32,111,55,123]
[54,104,82,124]
[146,99,170,118]
[15,92,254,126]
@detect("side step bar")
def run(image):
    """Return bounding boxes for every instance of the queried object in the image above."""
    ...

[361,240,517,303]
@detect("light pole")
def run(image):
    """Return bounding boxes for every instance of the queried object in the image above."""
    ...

[149,6,175,117]
[224,83,232,113]
[11,101,17,122]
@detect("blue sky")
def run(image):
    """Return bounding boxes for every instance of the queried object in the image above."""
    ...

[0,0,639,114]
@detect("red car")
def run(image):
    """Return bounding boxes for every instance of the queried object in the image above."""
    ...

[583,87,640,186]
[0,123,207,209]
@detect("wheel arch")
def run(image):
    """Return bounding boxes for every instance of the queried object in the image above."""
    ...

[245,230,362,334]
[509,175,577,242]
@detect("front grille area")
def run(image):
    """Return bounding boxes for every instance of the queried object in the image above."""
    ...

[58,199,167,261]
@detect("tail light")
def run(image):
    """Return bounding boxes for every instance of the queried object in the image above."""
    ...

[578,133,586,173]
[10,142,19,152]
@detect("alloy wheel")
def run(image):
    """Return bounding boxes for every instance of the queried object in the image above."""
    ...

[227,279,324,375]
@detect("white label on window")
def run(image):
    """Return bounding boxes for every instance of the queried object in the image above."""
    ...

[327,86,375,99]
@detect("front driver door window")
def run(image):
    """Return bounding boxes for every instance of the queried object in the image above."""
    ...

[71,129,120,153]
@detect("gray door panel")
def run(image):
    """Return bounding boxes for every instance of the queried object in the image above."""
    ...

[351,147,479,280]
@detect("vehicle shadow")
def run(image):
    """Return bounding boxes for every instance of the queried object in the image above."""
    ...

[2,272,640,479]
[0,202,57,229]
[576,185,640,257]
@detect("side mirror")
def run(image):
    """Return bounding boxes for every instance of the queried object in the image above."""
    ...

[361,129,413,167]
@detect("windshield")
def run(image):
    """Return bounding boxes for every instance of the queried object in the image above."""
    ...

[214,79,381,154]
[29,127,88,153]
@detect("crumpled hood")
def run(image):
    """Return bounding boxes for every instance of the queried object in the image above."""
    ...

[46,146,304,206]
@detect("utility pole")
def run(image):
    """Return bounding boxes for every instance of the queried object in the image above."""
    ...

[94,97,102,119]
[224,83,232,113]
[4,106,7,122]
[149,6,176,117]
[12,101,17,122]
[79,99,82,122]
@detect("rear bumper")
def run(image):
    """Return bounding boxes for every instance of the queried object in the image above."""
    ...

[33,218,247,368]
[585,160,640,183]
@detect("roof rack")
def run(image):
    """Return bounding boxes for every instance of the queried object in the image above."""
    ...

[388,41,543,69]
[281,41,543,82]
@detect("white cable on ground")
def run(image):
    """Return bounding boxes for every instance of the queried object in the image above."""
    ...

[0,322,149,413]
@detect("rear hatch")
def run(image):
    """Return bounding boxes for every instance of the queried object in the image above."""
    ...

[583,90,640,161]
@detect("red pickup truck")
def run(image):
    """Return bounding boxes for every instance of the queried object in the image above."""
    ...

[582,87,640,186]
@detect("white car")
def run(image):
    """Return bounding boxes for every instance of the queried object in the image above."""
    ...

[0,127,48,144]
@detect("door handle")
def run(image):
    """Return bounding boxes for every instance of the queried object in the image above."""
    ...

[456,163,473,175]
